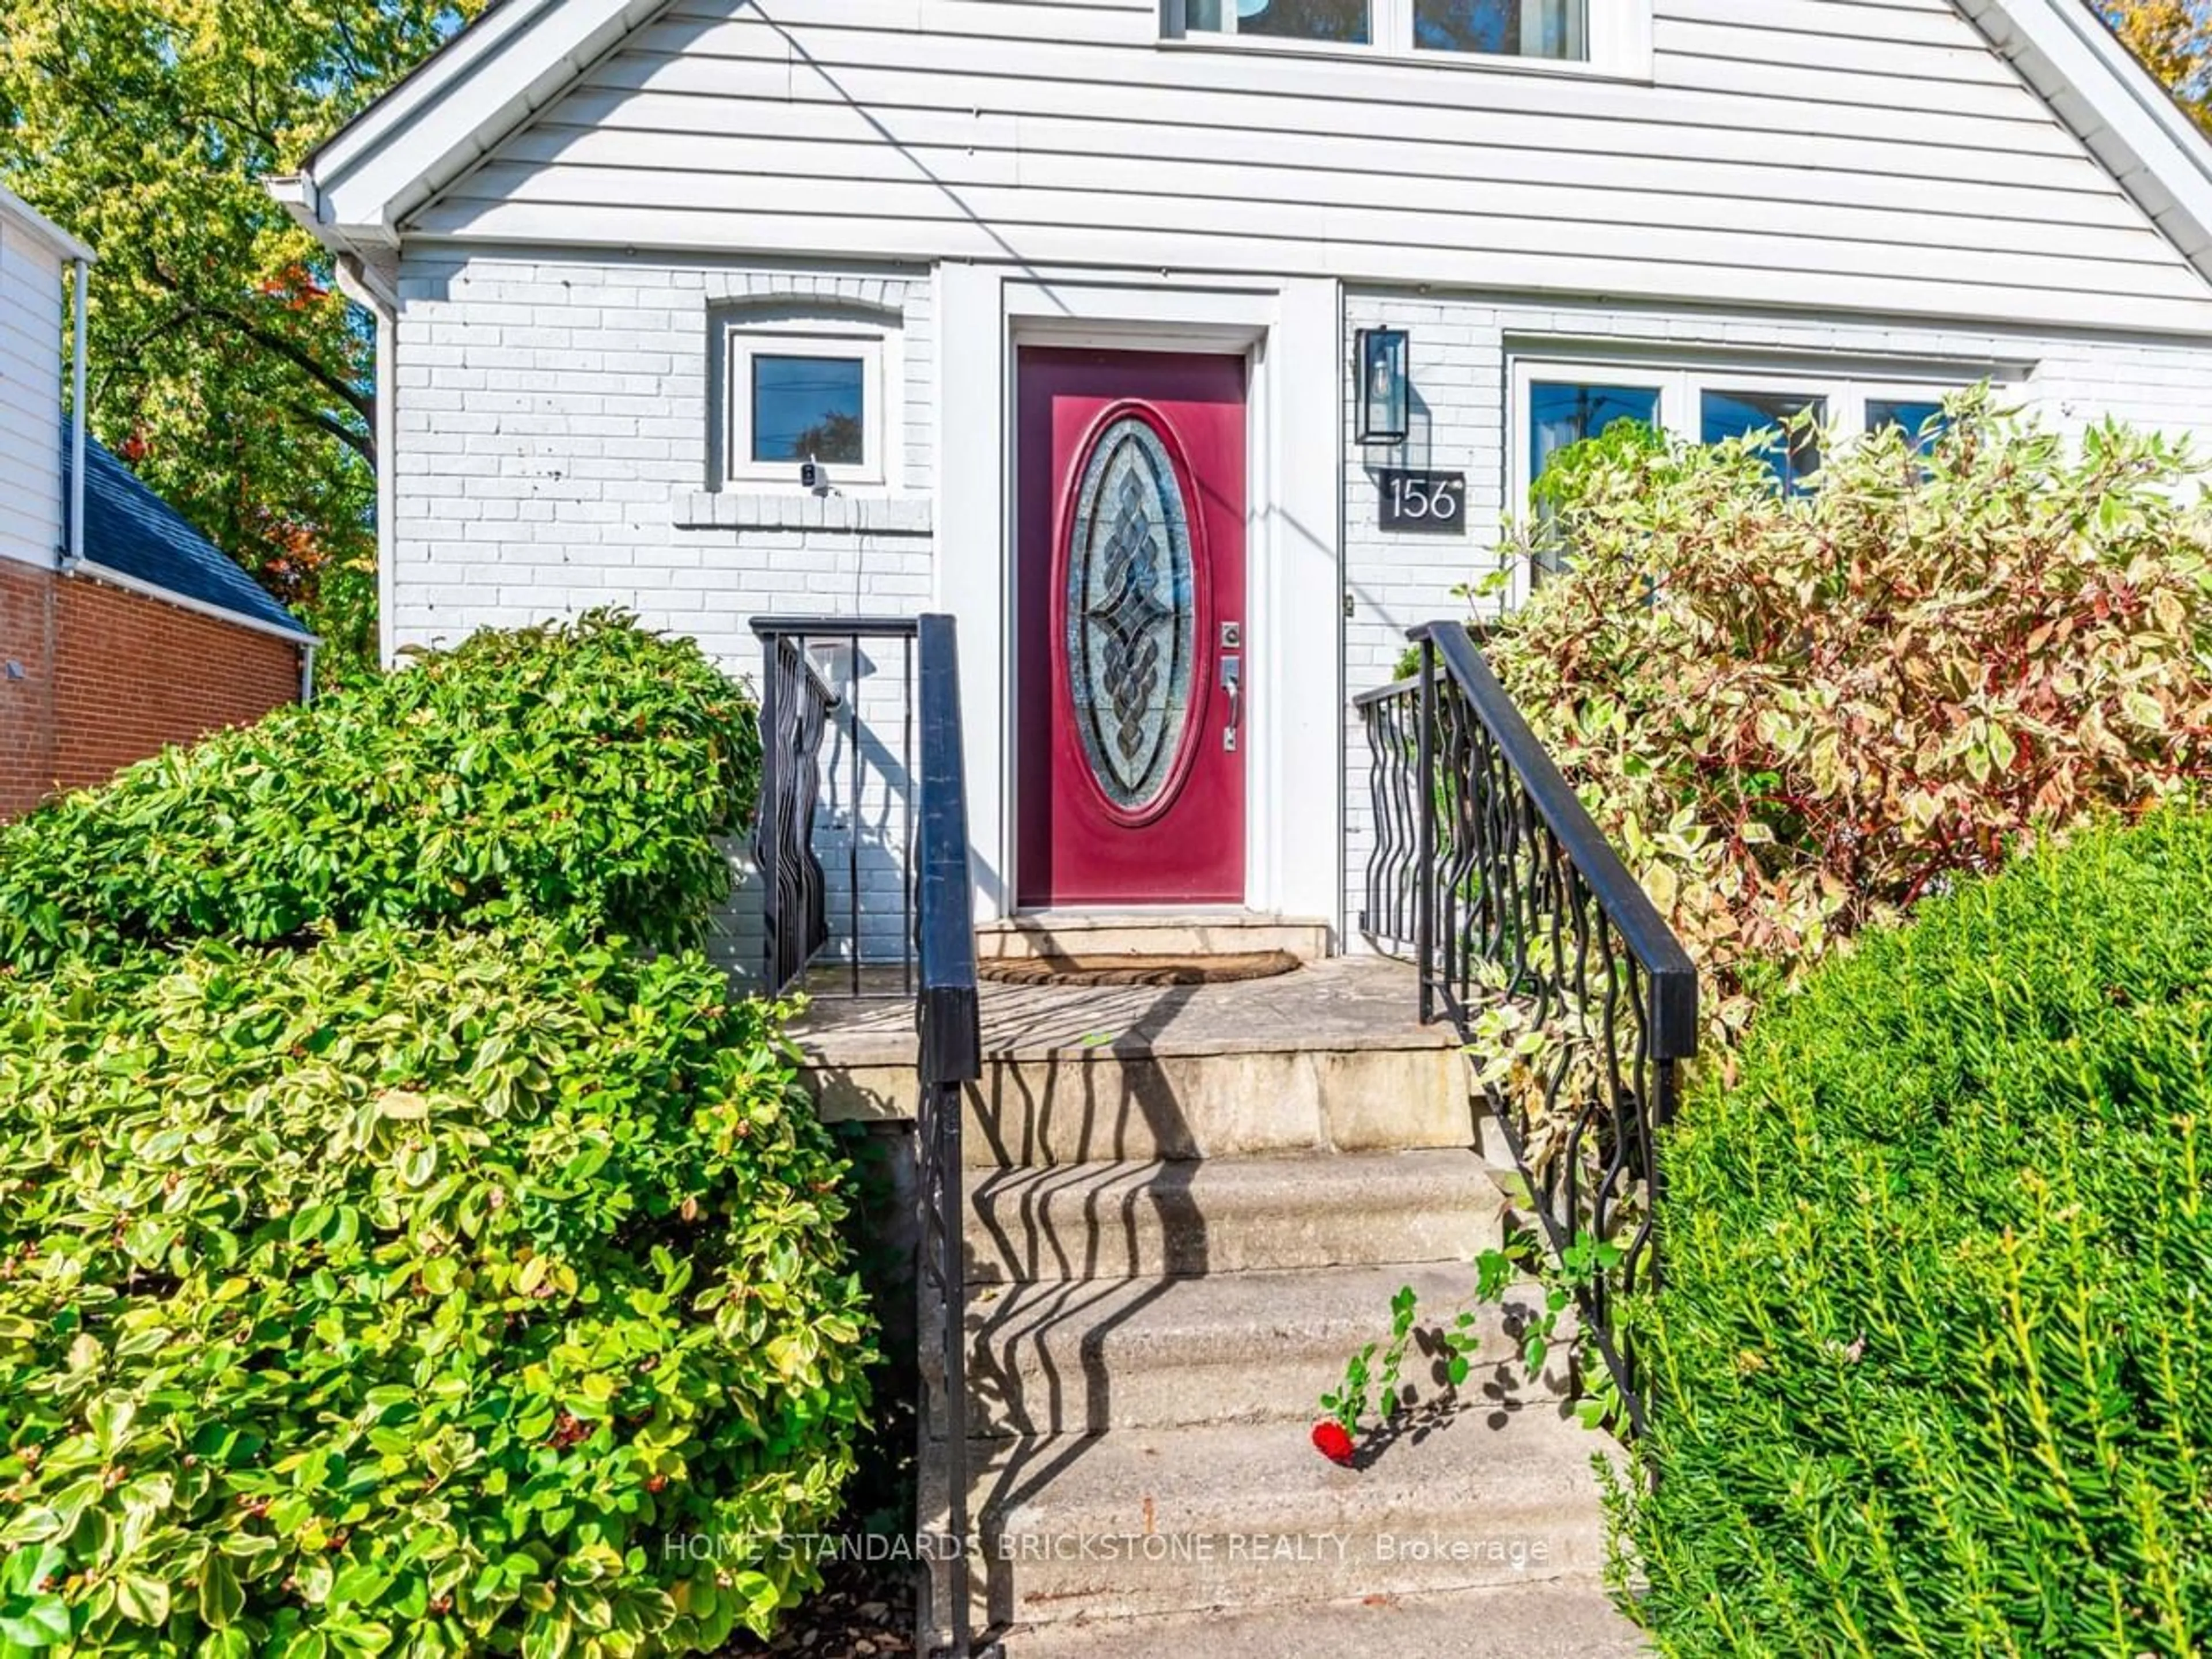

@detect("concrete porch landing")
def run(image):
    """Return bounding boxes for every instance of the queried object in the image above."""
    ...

[791,956,1473,1166]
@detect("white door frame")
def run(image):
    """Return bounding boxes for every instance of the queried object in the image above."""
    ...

[936,267,1343,941]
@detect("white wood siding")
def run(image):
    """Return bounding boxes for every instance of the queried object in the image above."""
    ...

[0,218,64,571]
[406,0,2212,335]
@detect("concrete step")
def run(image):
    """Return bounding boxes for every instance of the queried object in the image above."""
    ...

[967,1150,1506,1283]
[930,1406,1618,1630]
[977,913,1331,964]
[961,1040,1465,1167]
[964,1262,1573,1437]
[797,959,1474,1166]
[1005,1581,1646,1657]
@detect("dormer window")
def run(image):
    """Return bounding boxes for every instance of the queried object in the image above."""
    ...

[1165,0,1644,75]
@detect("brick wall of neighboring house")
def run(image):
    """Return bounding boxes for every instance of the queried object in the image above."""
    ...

[0,562,302,819]
[0,558,60,819]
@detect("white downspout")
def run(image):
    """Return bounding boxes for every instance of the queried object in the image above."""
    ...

[333,251,399,671]
[64,255,88,571]
[372,299,396,670]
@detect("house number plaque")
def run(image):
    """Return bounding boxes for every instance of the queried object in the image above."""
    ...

[1377,469,1466,532]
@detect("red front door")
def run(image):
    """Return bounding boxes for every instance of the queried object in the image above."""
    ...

[1016,348,1247,908]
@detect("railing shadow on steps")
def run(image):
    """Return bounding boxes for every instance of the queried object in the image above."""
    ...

[751,615,987,1659]
[1355,620,1698,1437]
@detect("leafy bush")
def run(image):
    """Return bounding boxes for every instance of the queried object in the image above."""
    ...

[0,612,758,974]
[1479,393,2212,1043]
[0,924,872,1656]
[1611,811,2212,1656]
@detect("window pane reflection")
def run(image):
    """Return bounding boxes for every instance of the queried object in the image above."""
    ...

[1416,0,1588,59]
[1702,388,1824,492]
[752,356,865,464]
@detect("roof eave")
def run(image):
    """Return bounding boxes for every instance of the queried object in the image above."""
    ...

[280,0,668,254]
[1960,0,2212,286]
[65,559,320,649]
[0,182,96,265]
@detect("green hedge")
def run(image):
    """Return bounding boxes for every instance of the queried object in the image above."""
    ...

[1615,812,2212,1656]
[0,925,872,1656]
[0,612,758,973]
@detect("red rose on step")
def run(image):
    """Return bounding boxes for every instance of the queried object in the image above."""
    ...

[1311,1422,1357,1467]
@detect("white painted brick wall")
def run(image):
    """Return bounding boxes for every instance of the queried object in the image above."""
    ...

[1340,291,2212,937]
[390,250,936,979]
[384,249,2212,962]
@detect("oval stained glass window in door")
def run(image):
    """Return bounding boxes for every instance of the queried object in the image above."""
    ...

[1064,416,1199,815]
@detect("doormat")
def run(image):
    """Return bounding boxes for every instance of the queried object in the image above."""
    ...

[978,950,1302,988]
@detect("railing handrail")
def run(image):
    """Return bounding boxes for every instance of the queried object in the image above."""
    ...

[913,613,980,1082]
[907,615,979,1659]
[750,614,926,641]
[1351,669,1423,712]
[1411,620,1699,1063]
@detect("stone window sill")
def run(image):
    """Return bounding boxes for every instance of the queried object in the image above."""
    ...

[670,491,932,536]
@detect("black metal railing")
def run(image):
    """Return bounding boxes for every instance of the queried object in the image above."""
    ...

[751,617,919,997]
[754,614,982,1654]
[911,615,982,1659]
[1356,621,1698,1432]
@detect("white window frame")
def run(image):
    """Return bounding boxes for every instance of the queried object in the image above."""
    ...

[1507,354,1975,601]
[1161,0,1652,81]
[724,324,888,489]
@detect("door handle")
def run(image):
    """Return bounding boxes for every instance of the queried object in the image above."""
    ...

[1220,654,1241,749]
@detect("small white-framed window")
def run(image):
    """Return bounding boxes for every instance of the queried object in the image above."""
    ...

[724,325,887,488]
[1164,0,1649,78]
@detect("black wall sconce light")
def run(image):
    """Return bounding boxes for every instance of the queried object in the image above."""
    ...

[1354,327,1409,445]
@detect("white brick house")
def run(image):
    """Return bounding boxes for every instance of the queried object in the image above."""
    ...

[276,0,2212,965]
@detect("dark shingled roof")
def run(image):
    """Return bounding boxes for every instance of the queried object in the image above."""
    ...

[62,428,316,642]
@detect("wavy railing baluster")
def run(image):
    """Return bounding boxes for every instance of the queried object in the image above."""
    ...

[752,632,838,993]
[1353,623,1698,1431]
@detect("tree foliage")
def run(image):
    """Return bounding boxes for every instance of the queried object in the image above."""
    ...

[2101,1,2212,131]
[0,0,483,674]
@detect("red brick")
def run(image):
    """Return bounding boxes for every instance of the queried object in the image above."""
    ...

[0,561,304,820]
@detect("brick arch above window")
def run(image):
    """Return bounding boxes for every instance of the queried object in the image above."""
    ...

[699,272,915,325]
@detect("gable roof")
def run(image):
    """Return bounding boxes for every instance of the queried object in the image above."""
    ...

[1959,0,2212,274]
[64,432,317,643]
[274,0,2212,305]
[271,0,666,258]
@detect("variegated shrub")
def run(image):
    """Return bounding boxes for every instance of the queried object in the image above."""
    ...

[1486,391,2212,1049]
